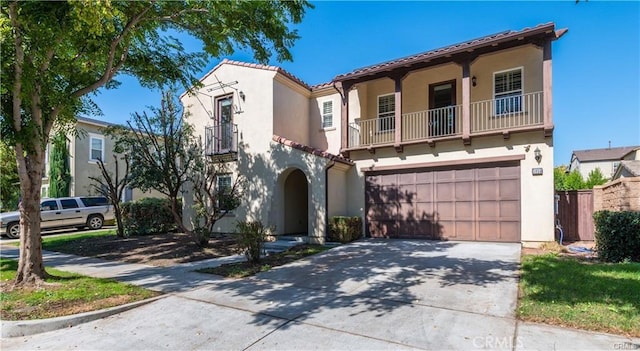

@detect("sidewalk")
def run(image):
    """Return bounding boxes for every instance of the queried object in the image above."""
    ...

[0,244,245,293]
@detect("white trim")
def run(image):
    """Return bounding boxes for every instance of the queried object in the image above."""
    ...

[321,100,333,129]
[493,66,524,115]
[88,133,105,162]
[377,93,395,132]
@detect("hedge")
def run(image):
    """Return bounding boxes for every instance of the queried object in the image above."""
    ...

[328,216,362,243]
[120,197,180,236]
[593,210,640,263]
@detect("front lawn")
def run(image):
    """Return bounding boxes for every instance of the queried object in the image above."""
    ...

[0,258,159,320]
[518,253,640,337]
[198,244,330,278]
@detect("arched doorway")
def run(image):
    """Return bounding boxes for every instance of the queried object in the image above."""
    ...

[284,169,308,234]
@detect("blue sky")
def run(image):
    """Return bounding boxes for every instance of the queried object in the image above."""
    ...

[91,1,640,166]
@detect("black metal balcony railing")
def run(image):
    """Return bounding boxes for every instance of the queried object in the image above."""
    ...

[205,123,238,156]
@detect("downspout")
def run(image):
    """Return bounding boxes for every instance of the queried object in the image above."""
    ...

[325,160,336,242]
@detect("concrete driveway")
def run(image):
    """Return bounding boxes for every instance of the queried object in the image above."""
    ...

[3,240,634,350]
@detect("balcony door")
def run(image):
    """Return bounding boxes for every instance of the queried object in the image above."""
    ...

[215,94,233,153]
[428,80,456,137]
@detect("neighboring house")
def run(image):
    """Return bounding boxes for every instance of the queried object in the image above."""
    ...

[568,145,640,180]
[611,160,640,180]
[181,23,567,246]
[42,116,155,201]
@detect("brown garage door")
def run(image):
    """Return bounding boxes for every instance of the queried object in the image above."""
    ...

[365,162,520,242]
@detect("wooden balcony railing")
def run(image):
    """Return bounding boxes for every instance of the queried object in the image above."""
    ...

[402,105,461,141]
[471,91,543,133]
[346,91,545,149]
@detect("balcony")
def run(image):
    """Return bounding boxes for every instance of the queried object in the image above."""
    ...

[205,123,238,161]
[347,91,543,149]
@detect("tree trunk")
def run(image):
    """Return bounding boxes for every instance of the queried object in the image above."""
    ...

[113,203,124,238]
[15,151,47,285]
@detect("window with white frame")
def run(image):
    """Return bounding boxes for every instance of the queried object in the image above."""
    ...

[41,185,49,199]
[494,68,523,115]
[89,134,104,162]
[216,174,233,211]
[322,101,333,129]
[377,94,395,132]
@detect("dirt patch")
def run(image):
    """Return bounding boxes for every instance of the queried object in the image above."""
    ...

[522,241,598,262]
[199,244,329,278]
[48,232,238,267]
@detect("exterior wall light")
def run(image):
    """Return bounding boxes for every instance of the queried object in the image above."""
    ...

[239,90,246,101]
[472,76,477,87]
[534,147,542,164]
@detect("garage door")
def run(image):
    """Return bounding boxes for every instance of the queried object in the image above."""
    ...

[365,162,520,242]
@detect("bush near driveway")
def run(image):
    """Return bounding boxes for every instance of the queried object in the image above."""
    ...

[328,216,362,243]
[518,253,640,337]
[120,198,179,236]
[0,258,159,320]
[593,210,640,263]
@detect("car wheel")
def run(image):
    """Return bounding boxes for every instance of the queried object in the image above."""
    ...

[6,222,20,239]
[87,215,104,230]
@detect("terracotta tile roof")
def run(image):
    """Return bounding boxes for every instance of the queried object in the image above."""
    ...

[618,160,640,177]
[272,135,354,165]
[335,22,566,81]
[205,59,312,90]
[573,146,640,162]
[310,82,334,91]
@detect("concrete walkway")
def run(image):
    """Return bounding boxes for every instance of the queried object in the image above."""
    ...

[1,240,638,350]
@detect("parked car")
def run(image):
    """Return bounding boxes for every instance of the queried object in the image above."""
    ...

[0,197,114,239]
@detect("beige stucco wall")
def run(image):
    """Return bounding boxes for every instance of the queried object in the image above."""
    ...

[68,121,161,201]
[273,78,310,145]
[344,131,555,244]
[470,45,543,102]
[181,63,344,243]
[309,91,342,154]
[593,177,640,212]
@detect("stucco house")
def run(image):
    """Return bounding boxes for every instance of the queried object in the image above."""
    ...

[181,23,567,246]
[568,145,640,180]
[42,116,154,201]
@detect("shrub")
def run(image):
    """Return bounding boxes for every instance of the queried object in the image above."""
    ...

[234,220,272,264]
[328,216,362,243]
[593,210,640,263]
[120,197,180,236]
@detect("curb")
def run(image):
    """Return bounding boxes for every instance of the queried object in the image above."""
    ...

[1,295,167,338]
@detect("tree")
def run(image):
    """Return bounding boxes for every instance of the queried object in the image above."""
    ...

[564,170,586,190]
[190,159,245,247]
[88,155,130,238]
[110,91,244,246]
[585,167,608,189]
[554,165,568,191]
[1,0,310,286]
[0,141,20,211]
[48,132,71,198]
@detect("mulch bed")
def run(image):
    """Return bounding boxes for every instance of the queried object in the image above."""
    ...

[48,232,239,267]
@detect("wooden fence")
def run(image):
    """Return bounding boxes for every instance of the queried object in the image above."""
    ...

[555,190,595,241]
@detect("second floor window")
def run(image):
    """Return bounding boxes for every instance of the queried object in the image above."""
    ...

[378,94,395,132]
[322,101,333,129]
[494,68,523,115]
[89,134,104,162]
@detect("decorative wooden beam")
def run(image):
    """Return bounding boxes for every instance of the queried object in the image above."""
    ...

[542,40,553,136]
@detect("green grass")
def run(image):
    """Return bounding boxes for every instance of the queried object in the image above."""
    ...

[0,258,159,320]
[198,244,330,278]
[11,228,116,249]
[518,254,640,336]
